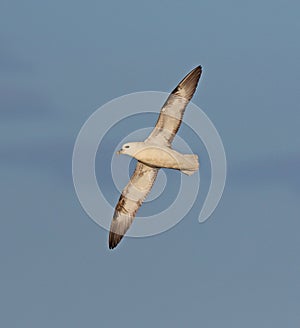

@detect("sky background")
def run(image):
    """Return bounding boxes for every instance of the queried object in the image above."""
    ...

[1,0,300,327]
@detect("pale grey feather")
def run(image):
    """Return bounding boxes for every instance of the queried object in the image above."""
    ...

[109,162,158,249]
[146,65,202,146]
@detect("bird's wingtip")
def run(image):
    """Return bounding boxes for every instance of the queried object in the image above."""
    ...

[196,65,202,73]
[108,231,123,250]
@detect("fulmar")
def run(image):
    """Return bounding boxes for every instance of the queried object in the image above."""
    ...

[109,66,202,249]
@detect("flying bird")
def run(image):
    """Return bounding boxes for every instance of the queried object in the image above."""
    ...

[109,66,202,249]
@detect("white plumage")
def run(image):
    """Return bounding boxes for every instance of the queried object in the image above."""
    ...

[109,66,202,249]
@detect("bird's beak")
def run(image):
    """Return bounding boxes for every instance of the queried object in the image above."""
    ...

[116,149,122,155]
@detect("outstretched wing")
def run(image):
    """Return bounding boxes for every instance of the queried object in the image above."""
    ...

[146,66,202,146]
[109,162,158,249]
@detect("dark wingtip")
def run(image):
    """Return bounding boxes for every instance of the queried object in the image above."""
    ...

[190,65,202,73]
[108,232,124,250]
[172,65,202,100]
[192,65,202,77]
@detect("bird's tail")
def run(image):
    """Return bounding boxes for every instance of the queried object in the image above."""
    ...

[181,154,199,176]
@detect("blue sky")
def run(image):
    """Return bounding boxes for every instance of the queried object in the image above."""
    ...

[1,0,300,327]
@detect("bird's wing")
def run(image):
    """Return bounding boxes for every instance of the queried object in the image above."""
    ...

[109,161,158,249]
[146,66,202,147]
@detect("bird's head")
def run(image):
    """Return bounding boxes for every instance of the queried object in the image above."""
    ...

[116,142,140,156]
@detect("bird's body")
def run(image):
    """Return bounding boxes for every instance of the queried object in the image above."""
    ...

[118,142,199,175]
[109,65,203,249]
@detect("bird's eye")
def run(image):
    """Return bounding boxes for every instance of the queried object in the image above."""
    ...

[124,145,130,149]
